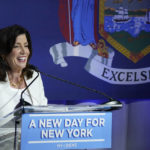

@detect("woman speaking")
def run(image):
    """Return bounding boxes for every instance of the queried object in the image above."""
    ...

[0,25,47,118]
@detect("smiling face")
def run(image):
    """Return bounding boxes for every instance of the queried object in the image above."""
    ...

[6,34,30,72]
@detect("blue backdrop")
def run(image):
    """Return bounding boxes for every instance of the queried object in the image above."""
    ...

[0,0,149,104]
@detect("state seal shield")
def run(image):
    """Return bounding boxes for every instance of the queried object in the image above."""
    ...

[99,0,150,63]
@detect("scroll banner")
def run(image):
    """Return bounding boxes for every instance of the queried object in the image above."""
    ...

[21,112,112,150]
[50,42,150,85]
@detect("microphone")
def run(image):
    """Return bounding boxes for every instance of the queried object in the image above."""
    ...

[40,71,122,109]
[13,71,39,150]
[15,70,39,114]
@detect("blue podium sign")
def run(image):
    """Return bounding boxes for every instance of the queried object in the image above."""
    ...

[21,112,112,150]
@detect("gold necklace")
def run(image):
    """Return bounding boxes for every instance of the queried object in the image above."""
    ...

[10,82,18,88]
[10,77,24,88]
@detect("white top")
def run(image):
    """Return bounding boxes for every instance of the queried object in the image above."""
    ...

[0,70,48,118]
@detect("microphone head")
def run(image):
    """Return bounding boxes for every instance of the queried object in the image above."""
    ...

[28,64,40,72]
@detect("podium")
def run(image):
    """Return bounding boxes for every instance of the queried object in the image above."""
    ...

[0,103,122,150]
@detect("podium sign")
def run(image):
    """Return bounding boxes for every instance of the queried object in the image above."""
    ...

[21,112,112,150]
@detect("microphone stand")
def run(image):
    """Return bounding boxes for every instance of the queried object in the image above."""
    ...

[20,71,39,114]
[14,71,39,150]
[40,71,122,106]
